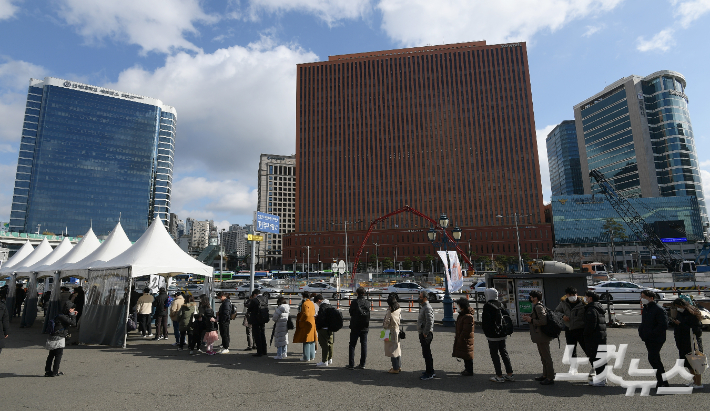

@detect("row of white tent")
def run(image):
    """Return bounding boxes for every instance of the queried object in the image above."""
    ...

[1,217,214,280]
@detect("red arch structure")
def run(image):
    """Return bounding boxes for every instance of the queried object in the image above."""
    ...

[350,205,473,283]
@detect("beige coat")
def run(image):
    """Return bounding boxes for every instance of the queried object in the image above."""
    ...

[169,295,185,321]
[383,308,401,357]
[529,303,553,344]
[136,293,154,315]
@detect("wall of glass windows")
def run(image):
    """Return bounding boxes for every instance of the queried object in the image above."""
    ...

[9,78,176,241]
[551,194,703,244]
[546,120,584,196]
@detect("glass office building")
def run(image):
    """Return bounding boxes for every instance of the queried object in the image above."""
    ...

[9,77,176,241]
[573,70,707,226]
[551,195,703,244]
[546,120,584,196]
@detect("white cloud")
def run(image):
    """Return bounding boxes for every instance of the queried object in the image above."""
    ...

[171,177,258,221]
[674,0,710,27]
[636,28,676,52]
[248,0,372,26]
[0,58,47,143]
[537,124,555,203]
[583,24,604,37]
[55,0,219,54]
[377,0,623,47]
[0,0,19,20]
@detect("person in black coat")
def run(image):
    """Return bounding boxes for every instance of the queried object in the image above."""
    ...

[152,288,169,340]
[45,301,77,377]
[15,284,26,317]
[72,287,85,321]
[583,291,607,386]
[348,287,370,369]
[638,290,669,387]
[481,288,514,382]
[216,292,232,353]
[671,298,704,388]
[0,298,9,354]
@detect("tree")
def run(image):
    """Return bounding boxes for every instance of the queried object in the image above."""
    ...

[494,255,512,272]
[381,257,393,270]
[602,218,628,241]
[424,254,435,272]
[402,257,413,271]
[540,255,552,261]
[477,256,491,271]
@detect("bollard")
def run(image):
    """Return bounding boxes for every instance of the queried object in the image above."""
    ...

[337,298,340,309]
[379,294,382,307]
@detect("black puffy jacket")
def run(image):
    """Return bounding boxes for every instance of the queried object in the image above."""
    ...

[583,302,607,343]
[51,302,77,338]
[349,296,370,331]
[481,300,504,339]
[639,301,667,345]
[674,309,702,351]
[218,298,232,323]
[153,293,168,316]
[202,308,219,331]
[315,302,332,330]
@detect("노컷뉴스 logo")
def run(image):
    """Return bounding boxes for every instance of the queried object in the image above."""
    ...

[556,344,698,396]
[63,81,71,87]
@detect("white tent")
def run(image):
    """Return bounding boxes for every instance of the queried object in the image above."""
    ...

[0,241,34,275]
[60,222,131,279]
[16,237,73,276]
[10,238,53,278]
[39,228,101,278]
[90,218,213,277]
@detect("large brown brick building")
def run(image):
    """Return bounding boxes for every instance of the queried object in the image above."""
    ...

[283,41,553,271]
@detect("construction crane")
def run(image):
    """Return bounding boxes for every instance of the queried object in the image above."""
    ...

[589,169,683,272]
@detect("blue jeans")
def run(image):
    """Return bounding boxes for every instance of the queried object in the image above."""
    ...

[173,320,180,343]
[277,345,288,357]
[303,342,316,361]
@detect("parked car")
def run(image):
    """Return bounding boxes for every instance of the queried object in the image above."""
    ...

[470,280,487,302]
[300,282,352,299]
[386,281,444,302]
[587,281,665,302]
[235,282,283,299]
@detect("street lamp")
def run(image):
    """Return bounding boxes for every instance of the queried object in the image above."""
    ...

[426,213,462,327]
[219,228,225,274]
[496,213,531,273]
[303,245,310,283]
[373,243,380,274]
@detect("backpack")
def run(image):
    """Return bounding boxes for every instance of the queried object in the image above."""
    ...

[230,303,238,321]
[47,315,59,335]
[499,308,514,336]
[257,296,270,324]
[326,307,344,332]
[164,295,173,309]
[541,305,565,339]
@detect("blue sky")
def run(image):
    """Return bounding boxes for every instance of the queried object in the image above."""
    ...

[0,0,709,229]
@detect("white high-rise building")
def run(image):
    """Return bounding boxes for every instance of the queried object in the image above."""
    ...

[257,154,295,268]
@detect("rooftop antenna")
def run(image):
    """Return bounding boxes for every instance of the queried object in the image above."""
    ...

[90,219,92,229]
[119,212,121,222]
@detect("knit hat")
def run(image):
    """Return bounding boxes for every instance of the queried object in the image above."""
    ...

[484,288,498,301]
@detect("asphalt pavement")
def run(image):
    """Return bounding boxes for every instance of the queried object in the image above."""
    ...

[0,305,707,409]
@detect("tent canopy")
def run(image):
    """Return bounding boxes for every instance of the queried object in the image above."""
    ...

[0,241,34,275]
[40,228,101,278]
[11,238,53,278]
[17,237,73,276]
[90,218,213,278]
[60,222,131,279]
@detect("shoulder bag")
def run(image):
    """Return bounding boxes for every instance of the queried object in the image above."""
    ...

[686,330,708,375]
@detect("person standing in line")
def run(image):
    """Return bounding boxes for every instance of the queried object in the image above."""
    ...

[202,305,219,355]
[272,296,290,360]
[0,293,8,354]
[583,291,608,387]
[670,298,704,389]
[44,301,77,377]
[247,289,269,357]
[452,297,475,377]
[293,291,317,361]
[383,293,402,374]
[639,290,669,388]
[152,287,169,341]
[417,291,435,380]
[347,287,371,370]
[136,288,154,338]
[169,292,185,346]
[314,294,334,367]
[481,288,514,383]
[14,283,26,318]
[59,287,72,304]
[242,293,255,351]
[216,292,232,354]
[555,286,586,357]
[178,295,198,353]
[523,290,554,385]
[72,286,85,322]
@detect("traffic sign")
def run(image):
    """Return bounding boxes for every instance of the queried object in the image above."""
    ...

[337,260,346,274]
[255,211,280,234]
[247,234,263,241]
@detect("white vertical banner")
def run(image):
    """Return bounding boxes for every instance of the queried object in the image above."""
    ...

[436,251,451,290]
[447,251,463,292]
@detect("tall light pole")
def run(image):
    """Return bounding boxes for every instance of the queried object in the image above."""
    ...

[496,213,531,273]
[374,243,379,274]
[304,245,310,283]
[219,228,225,274]
[426,213,462,327]
[331,220,362,289]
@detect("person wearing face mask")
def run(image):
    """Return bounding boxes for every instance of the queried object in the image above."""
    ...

[671,298,703,389]
[522,290,554,385]
[582,291,607,386]
[555,287,586,358]
[638,290,669,388]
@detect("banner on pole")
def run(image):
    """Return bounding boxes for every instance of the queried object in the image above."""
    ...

[436,251,463,293]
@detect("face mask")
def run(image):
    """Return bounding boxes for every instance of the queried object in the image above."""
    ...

[677,308,685,313]
[417,298,424,304]
[641,298,650,306]
[568,296,577,302]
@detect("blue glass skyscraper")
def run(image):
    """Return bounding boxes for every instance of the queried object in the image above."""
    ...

[9,77,176,240]
[573,70,707,226]
[546,120,584,196]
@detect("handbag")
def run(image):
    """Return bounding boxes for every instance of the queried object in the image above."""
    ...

[398,329,406,340]
[287,315,295,330]
[45,335,65,350]
[126,317,137,332]
[379,329,391,342]
[686,330,708,375]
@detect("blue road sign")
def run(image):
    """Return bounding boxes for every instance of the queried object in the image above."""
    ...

[256,211,280,234]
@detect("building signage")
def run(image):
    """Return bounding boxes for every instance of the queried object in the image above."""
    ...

[501,43,521,48]
[255,211,280,234]
[61,81,144,101]
[668,89,689,102]
[660,237,687,243]
[267,156,285,161]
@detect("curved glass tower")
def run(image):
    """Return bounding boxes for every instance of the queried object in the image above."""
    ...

[574,70,707,228]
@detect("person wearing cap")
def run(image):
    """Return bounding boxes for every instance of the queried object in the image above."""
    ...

[169,292,185,346]
[44,301,77,377]
[136,288,155,338]
[481,288,514,383]
[452,297,475,376]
